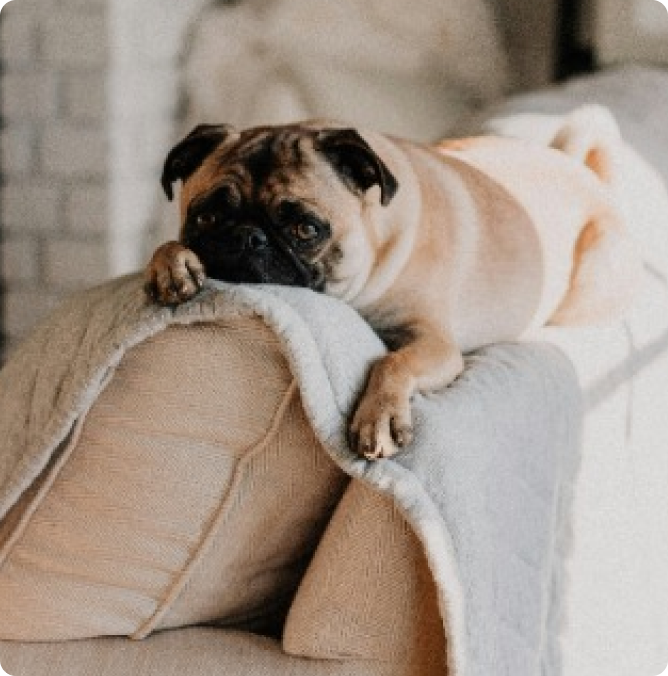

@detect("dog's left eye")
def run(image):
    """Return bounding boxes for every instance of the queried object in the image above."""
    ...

[196,213,217,228]
[291,222,320,241]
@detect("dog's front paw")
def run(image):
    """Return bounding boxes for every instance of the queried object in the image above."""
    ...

[145,241,206,306]
[349,378,414,461]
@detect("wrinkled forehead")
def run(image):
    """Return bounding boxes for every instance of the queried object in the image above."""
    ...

[183,127,322,206]
[232,127,311,182]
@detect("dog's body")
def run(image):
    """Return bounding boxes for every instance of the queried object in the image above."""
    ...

[147,106,646,459]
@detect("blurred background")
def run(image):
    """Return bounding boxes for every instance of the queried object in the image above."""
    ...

[1,0,668,360]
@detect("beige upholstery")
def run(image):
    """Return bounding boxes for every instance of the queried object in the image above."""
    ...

[0,319,348,641]
[284,481,447,675]
[0,626,405,676]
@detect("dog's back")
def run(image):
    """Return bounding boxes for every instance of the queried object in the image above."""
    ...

[472,105,648,325]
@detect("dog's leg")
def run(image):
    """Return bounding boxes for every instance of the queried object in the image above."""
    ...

[550,215,643,326]
[350,324,464,460]
[145,241,206,306]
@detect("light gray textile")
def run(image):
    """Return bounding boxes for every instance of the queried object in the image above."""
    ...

[0,273,582,676]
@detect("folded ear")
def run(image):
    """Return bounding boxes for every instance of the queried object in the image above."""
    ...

[161,124,239,201]
[315,128,398,206]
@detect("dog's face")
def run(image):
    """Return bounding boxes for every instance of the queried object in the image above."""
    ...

[161,123,398,297]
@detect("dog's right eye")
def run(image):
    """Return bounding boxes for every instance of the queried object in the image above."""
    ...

[291,221,320,242]
[196,213,217,228]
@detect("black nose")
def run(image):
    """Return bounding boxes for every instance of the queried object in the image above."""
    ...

[233,225,269,252]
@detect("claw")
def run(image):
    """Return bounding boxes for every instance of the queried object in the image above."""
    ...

[391,419,414,448]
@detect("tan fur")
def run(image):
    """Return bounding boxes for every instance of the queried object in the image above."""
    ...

[146,107,646,459]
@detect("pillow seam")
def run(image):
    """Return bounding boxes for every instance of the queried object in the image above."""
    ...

[131,378,300,640]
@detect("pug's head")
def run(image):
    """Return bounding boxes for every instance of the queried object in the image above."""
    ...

[161,122,399,297]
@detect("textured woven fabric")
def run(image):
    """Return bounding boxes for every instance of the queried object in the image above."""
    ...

[155,386,348,635]
[284,480,446,675]
[0,627,393,676]
[0,320,347,641]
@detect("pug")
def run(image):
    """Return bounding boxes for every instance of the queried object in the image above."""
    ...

[146,106,643,460]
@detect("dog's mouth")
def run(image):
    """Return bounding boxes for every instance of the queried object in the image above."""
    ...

[184,226,325,291]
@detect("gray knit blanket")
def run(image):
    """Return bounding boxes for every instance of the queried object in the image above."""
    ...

[0,274,582,676]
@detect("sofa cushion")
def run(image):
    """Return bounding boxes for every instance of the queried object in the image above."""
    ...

[283,480,447,675]
[0,318,348,641]
[0,626,396,676]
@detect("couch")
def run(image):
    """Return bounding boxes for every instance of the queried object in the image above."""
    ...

[1,1,668,675]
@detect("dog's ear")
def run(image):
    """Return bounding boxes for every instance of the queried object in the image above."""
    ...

[161,124,238,201]
[315,128,398,206]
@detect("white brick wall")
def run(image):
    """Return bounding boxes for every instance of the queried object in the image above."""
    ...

[0,5,37,67]
[1,0,111,352]
[0,0,210,356]
[1,180,63,233]
[1,72,59,121]
[66,185,108,235]
[41,125,108,178]
[41,12,108,68]
[1,126,35,175]
[1,235,39,283]
[43,239,110,288]
[63,73,107,122]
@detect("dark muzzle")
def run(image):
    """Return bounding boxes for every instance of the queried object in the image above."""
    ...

[184,222,322,289]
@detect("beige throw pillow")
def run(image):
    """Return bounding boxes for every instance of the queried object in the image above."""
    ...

[283,480,447,675]
[0,318,348,641]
